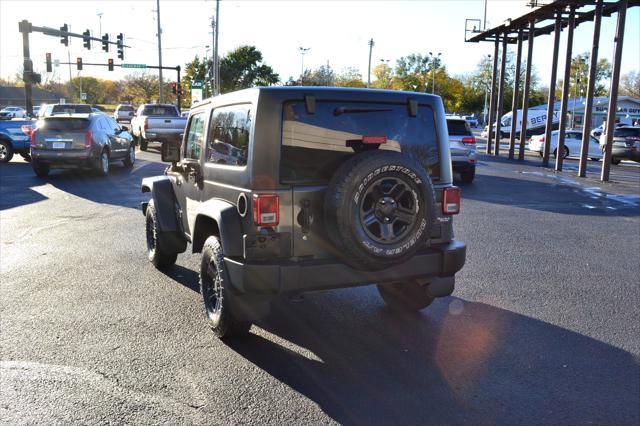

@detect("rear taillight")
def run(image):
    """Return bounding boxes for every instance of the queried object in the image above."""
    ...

[442,186,461,215]
[461,136,476,144]
[85,130,93,148]
[252,194,279,227]
[539,136,545,142]
[143,117,148,130]
[30,129,37,147]
[21,125,32,136]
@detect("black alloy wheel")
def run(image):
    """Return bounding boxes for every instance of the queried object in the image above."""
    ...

[359,177,418,245]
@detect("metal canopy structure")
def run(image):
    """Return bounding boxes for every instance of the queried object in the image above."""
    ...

[465,0,639,181]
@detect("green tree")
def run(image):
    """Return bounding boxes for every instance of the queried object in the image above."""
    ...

[619,71,639,98]
[219,45,279,93]
[371,63,393,89]
[556,53,612,98]
[335,67,366,88]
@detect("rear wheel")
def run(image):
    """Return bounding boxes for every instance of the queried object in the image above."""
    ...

[139,138,148,151]
[32,161,49,178]
[459,167,475,183]
[377,281,435,312]
[123,144,135,168]
[200,236,251,339]
[611,157,621,165]
[96,150,110,176]
[20,153,31,162]
[145,201,178,269]
[0,140,13,163]
[553,146,569,159]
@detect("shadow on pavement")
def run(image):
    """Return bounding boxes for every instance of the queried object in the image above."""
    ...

[459,171,639,217]
[0,159,167,211]
[225,294,639,425]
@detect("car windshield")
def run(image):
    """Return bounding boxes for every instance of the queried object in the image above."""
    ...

[42,118,91,131]
[141,106,177,116]
[280,100,440,183]
[51,104,92,114]
[447,119,472,136]
[118,106,134,112]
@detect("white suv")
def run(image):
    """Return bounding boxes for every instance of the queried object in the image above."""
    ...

[447,117,477,183]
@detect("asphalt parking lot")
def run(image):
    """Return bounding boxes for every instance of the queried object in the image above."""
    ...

[1,147,639,424]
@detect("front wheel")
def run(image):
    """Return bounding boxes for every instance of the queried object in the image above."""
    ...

[96,150,110,176]
[139,138,148,151]
[145,201,178,269]
[611,158,621,165]
[200,236,251,339]
[377,281,435,312]
[0,140,13,163]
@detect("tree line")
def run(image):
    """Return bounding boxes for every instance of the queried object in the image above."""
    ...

[2,44,636,116]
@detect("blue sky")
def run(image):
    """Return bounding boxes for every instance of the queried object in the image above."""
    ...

[1,0,638,86]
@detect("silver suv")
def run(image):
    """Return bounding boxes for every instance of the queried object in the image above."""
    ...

[113,104,135,123]
[447,117,476,183]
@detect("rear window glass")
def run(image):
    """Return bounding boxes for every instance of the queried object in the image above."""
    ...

[614,128,640,138]
[118,105,134,112]
[51,104,92,114]
[141,106,177,116]
[281,101,439,184]
[447,119,472,136]
[43,118,90,131]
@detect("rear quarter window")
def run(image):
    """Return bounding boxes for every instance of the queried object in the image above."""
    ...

[280,101,440,184]
[142,106,177,116]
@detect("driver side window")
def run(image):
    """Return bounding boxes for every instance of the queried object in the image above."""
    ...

[184,113,206,160]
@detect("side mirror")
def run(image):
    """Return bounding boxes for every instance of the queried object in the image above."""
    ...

[161,142,181,163]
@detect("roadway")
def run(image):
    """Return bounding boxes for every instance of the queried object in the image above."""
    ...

[1,147,639,424]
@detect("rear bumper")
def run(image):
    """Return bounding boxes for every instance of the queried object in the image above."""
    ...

[142,131,182,144]
[610,146,636,159]
[224,240,466,296]
[31,149,98,168]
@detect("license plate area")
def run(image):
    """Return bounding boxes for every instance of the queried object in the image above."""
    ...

[243,232,291,260]
[52,142,66,149]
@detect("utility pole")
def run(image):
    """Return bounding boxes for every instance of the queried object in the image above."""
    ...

[67,50,72,84]
[155,0,164,103]
[429,51,441,94]
[367,38,374,88]
[213,0,220,96]
[483,0,488,30]
[97,12,103,38]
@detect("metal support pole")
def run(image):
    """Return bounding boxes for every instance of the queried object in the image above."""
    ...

[486,38,499,155]
[20,22,33,116]
[601,0,627,182]
[556,6,576,172]
[214,0,220,95]
[156,0,164,103]
[367,38,374,88]
[211,16,216,95]
[509,29,523,159]
[519,21,535,161]
[579,0,603,177]
[494,32,507,156]
[176,66,181,112]
[542,13,562,167]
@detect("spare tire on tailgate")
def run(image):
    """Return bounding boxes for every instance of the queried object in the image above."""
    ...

[324,150,435,271]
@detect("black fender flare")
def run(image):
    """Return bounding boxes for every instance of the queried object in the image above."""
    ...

[141,176,187,253]
[192,199,243,257]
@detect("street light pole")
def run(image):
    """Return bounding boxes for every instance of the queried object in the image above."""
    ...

[155,0,164,103]
[213,0,220,95]
[298,47,310,82]
[483,54,491,125]
[429,51,441,94]
[367,38,375,88]
[97,12,103,38]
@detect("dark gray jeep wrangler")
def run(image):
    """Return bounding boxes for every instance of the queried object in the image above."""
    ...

[142,87,466,338]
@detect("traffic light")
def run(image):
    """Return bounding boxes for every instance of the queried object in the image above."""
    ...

[60,23,68,46]
[77,57,83,71]
[170,82,177,95]
[45,53,52,73]
[116,33,124,60]
[108,58,114,71]
[101,34,109,52]
[83,30,91,49]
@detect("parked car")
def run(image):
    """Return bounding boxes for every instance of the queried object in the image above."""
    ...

[591,122,625,138]
[32,106,41,117]
[141,87,466,338]
[114,104,135,123]
[599,126,640,164]
[0,119,34,162]
[463,115,478,127]
[130,103,187,151]
[30,113,135,177]
[447,117,476,183]
[528,129,602,160]
[0,106,27,120]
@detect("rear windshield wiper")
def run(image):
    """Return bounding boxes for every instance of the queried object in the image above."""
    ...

[334,107,392,116]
